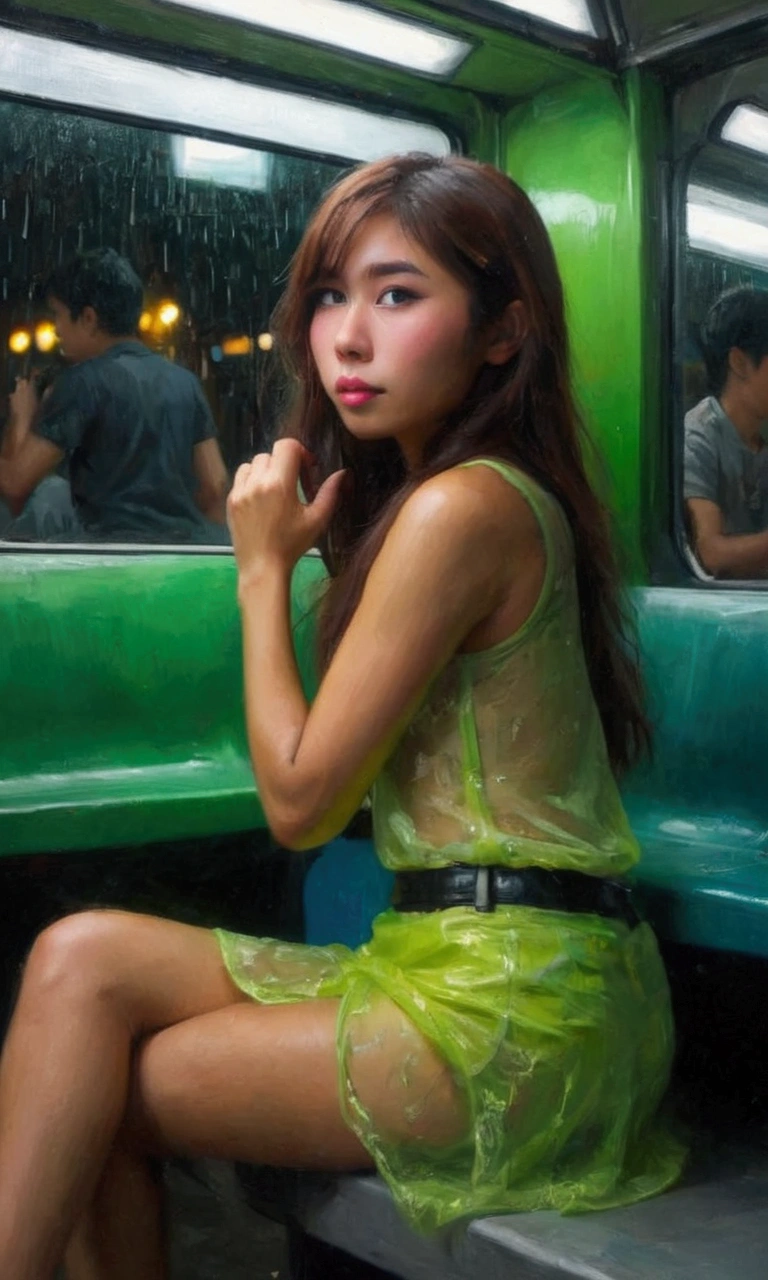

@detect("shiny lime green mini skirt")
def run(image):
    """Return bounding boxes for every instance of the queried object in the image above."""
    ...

[215,905,685,1232]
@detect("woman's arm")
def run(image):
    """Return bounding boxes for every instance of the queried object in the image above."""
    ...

[228,441,524,849]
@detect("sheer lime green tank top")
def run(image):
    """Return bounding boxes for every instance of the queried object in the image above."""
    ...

[372,459,640,876]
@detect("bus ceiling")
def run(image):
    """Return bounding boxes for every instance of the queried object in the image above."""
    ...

[5,1,768,94]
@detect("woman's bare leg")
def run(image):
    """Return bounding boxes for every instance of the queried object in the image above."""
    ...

[64,997,373,1280]
[0,909,249,1280]
[63,1141,166,1280]
[0,908,464,1279]
[64,991,465,1278]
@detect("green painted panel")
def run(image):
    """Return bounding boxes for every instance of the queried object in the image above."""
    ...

[502,76,647,577]
[0,552,326,856]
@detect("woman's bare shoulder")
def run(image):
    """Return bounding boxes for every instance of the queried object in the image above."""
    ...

[392,461,541,554]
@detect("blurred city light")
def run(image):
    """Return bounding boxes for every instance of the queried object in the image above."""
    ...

[158,302,181,326]
[221,335,253,357]
[34,322,57,352]
[8,330,31,354]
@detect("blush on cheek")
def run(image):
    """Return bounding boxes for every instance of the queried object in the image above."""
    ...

[308,319,331,384]
[403,311,469,363]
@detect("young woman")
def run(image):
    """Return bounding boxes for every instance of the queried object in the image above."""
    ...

[0,154,685,1279]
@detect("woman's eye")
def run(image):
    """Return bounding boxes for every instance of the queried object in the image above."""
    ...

[378,286,417,306]
[315,287,345,307]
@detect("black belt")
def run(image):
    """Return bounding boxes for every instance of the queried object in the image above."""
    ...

[392,863,640,926]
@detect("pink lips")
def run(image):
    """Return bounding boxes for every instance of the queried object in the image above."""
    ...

[335,376,382,407]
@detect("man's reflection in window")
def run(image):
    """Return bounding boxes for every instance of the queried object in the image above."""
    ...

[685,287,768,577]
[0,249,230,544]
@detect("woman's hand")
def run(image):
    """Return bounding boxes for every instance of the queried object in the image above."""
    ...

[227,438,346,586]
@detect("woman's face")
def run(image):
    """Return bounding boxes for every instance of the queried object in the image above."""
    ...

[309,214,487,467]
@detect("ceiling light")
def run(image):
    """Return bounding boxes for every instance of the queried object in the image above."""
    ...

[157,0,471,76]
[687,184,768,271]
[721,104,768,157]
[484,1,596,37]
[0,29,450,163]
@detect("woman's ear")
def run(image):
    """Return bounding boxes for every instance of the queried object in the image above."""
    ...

[484,300,528,367]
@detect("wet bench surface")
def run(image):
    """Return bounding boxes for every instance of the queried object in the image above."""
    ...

[286,1137,768,1280]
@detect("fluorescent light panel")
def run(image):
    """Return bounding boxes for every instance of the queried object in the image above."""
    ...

[485,1,596,37]
[158,0,471,76]
[0,29,450,162]
[721,103,768,158]
[687,183,768,272]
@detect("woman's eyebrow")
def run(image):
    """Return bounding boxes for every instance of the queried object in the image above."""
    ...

[365,260,428,279]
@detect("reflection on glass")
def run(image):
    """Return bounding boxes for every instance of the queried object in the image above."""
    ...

[682,174,768,580]
[171,137,272,192]
[0,98,346,545]
[721,103,768,159]
[687,184,768,271]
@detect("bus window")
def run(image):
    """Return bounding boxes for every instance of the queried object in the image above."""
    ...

[680,99,768,582]
[0,99,345,547]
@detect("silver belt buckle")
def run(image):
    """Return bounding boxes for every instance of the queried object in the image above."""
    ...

[474,865,492,912]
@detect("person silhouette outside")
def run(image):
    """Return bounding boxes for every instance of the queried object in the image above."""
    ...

[685,286,768,577]
[0,370,80,541]
[0,249,229,543]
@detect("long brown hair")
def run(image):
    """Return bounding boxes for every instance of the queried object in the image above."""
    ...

[273,153,650,774]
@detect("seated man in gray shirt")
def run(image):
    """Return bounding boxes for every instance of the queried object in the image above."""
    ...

[0,248,229,544]
[685,287,768,577]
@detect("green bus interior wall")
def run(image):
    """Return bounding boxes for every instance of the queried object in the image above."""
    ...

[502,73,649,578]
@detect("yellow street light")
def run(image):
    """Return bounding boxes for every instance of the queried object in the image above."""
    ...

[158,301,180,326]
[138,310,153,332]
[256,332,273,352]
[8,329,31,354]
[221,334,253,357]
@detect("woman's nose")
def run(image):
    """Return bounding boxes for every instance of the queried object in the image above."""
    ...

[333,303,372,361]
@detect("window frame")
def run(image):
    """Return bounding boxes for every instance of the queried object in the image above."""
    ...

[0,23,459,557]
[669,91,768,591]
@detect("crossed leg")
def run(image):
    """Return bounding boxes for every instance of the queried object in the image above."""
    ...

[0,909,465,1280]
[0,910,368,1280]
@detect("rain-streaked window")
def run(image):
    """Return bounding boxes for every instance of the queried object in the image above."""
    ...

[0,100,345,546]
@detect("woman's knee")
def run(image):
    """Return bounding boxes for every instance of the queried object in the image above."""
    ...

[22,909,142,1009]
